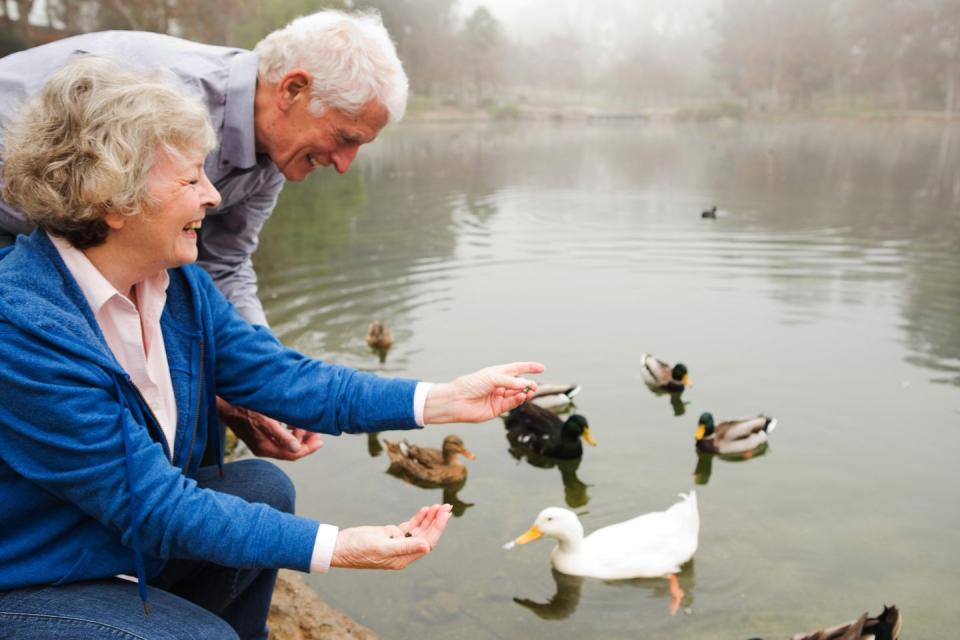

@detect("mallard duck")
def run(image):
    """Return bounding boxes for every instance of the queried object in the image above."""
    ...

[366,320,394,350]
[695,412,776,455]
[701,205,717,219]
[383,435,474,485]
[784,604,901,640]
[505,492,699,615]
[640,353,691,393]
[504,402,596,459]
[530,383,582,413]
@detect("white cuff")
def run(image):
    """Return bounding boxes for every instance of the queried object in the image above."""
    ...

[413,382,433,427]
[310,524,339,573]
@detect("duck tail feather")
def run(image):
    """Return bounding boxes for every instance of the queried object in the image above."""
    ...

[765,418,778,433]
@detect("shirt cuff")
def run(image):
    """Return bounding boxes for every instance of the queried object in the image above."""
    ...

[413,382,432,427]
[310,524,339,573]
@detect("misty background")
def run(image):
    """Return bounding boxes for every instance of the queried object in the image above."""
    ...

[2,0,959,117]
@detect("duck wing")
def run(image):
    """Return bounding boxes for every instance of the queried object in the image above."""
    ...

[506,403,572,456]
[789,605,900,640]
[640,354,673,387]
[506,403,563,436]
[403,441,443,467]
[580,494,699,579]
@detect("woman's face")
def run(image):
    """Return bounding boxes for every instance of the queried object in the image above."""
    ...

[112,147,221,273]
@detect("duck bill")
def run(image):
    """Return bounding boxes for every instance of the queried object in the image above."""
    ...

[682,374,692,387]
[513,524,543,546]
[460,447,476,461]
[695,424,706,440]
[581,427,598,446]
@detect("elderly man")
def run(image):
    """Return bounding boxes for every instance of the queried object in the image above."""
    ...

[0,10,407,459]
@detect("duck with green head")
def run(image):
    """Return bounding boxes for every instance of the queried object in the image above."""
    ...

[695,412,777,455]
[505,402,596,459]
[640,353,692,393]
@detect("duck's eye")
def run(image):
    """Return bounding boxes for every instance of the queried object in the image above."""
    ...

[546,517,553,522]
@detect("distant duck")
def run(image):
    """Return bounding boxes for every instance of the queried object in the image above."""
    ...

[530,383,582,413]
[505,492,699,615]
[505,402,595,459]
[781,604,901,640]
[701,205,717,219]
[366,320,394,350]
[640,353,691,393]
[383,435,474,485]
[695,412,776,455]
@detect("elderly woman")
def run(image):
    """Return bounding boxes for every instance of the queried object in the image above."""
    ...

[0,57,542,640]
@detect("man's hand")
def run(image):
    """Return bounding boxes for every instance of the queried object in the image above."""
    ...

[216,396,323,461]
[423,361,545,424]
[331,504,453,570]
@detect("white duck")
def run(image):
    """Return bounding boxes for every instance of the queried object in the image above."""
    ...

[505,492,699,614]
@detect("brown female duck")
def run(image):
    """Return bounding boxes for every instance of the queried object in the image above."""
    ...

[384,435,475,484]
[366,320,394,350]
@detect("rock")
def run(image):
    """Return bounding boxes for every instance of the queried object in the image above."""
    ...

[268,570,381,640]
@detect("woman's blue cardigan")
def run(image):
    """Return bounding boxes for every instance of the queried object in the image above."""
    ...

[0,231,419,607]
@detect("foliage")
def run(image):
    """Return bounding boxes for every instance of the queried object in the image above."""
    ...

[2,0,960,113]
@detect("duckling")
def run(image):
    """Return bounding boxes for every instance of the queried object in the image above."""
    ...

[383,434,474,485]
[784,604,901,640]
[640,353,691,393]
[530,383,582,413]
[366,320,393,349]
[701,205,717,219]
[505,492,699,615]
[505,402,596,459]
[695,412,776,455]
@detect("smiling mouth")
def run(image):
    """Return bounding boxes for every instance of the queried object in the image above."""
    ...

[182,221,202,232]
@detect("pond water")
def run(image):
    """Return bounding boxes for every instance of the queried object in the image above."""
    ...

[255,120,960,639]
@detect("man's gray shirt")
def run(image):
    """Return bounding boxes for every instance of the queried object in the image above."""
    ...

[0,31,285,326]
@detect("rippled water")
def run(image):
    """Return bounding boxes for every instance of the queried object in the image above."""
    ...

[255,121,960,639]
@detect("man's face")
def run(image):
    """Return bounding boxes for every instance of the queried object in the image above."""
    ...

[264,97,389,182]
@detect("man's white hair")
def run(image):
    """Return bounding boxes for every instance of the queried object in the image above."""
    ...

[254,10,408,123]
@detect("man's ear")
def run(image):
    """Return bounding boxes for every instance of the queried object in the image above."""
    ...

[277,69,312,111]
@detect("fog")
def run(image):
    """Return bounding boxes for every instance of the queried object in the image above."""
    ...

[2,0,959,113]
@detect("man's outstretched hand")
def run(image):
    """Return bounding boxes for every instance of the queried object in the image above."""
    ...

[216,396,323,461]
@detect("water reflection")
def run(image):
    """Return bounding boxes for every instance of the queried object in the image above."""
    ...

[693,446,769,486]
[384,467,475,517]
[366,432,383,457]
[513,569,583,620]
[513,562,697,620]
[507,445,591,508]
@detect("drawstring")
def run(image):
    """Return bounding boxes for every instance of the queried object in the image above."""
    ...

[114,377,150,615]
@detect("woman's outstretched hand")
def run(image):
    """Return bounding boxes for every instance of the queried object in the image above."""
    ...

[331,504,454,570]
[423,362,545,424]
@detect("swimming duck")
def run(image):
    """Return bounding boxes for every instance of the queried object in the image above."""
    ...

[701,205,717,219]
[366,321,394,361]
[383,435,474,485]
[695,412,777,455]
[781,604,901,640]
[505,492,699,615]
[530,383,582,413]
[504,402,596,459]
[640,353,691,393]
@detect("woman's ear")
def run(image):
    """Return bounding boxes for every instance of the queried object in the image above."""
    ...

[102,208,127,231]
